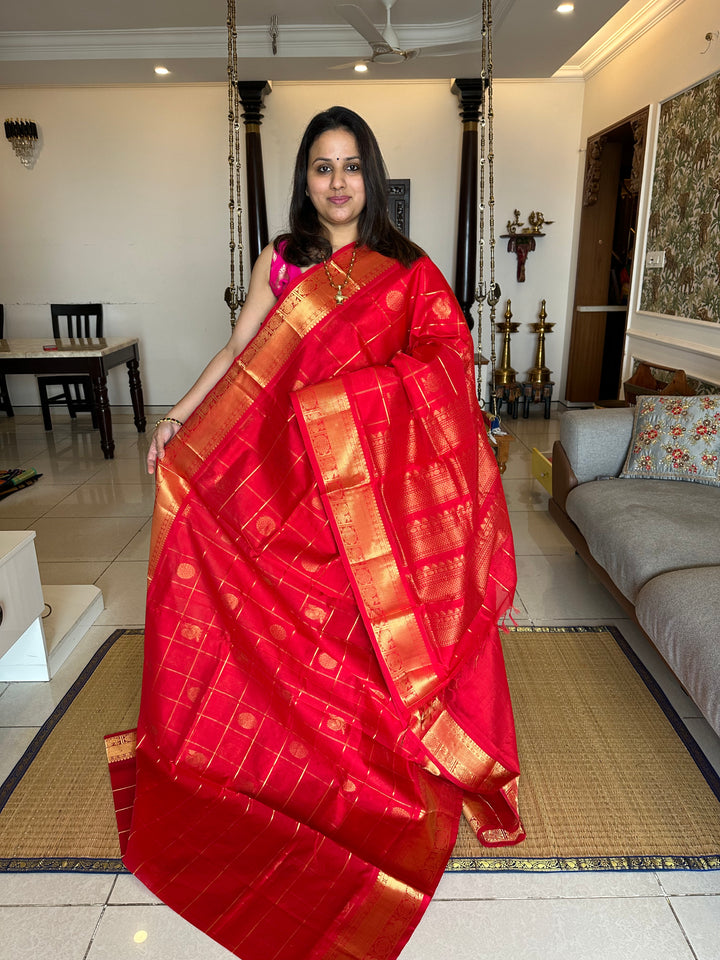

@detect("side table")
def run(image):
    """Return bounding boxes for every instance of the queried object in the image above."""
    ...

[493,432,513,475]
[522,381,555,419]
[494,383,523,419]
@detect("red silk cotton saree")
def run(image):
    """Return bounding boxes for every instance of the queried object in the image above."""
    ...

[108,245,523,960]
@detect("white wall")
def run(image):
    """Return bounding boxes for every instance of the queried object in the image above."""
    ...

[577,0,720,391]
[0,85,230,406]
[581,0,720,142]
[258,81,461,280]
[267,80,585,402]
[489,79,584,400]
[0,77,583,409]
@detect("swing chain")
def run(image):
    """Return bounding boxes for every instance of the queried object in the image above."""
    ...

[226,0,246,328]
[474,0,500,414]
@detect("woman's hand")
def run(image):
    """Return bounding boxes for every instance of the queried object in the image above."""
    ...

[147,419,183,475]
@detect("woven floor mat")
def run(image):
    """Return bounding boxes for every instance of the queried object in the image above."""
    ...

[1,626,718,872]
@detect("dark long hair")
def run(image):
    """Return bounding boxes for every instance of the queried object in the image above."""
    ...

[276,106,424,268]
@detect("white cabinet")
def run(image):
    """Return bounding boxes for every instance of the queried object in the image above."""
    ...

[0,531,45,665]
[0,531,103,681]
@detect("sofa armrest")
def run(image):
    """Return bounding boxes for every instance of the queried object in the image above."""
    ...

[550,440,578,512]
[560,408,635,483]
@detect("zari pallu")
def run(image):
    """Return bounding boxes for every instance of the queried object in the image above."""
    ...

[107,245,524,960]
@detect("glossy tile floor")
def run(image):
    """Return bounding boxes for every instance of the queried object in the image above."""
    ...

[1,406,719,959]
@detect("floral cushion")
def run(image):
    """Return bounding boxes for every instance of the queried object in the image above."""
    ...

[620,395,720,486]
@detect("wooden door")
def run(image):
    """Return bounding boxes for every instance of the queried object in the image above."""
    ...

[565,108,648,403]
[565,142,622,401]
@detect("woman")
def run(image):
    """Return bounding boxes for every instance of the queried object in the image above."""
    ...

[110,106,523,960]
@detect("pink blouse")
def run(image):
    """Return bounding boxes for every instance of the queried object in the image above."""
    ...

[269,242,305,298]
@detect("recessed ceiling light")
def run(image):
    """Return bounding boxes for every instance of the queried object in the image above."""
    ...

[154,66,171,76]
[354,63,368,73]
[556,3,574,12]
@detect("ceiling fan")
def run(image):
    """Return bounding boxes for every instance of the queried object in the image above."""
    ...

[334,0,481,67]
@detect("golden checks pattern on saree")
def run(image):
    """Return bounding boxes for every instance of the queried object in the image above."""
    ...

[114,245,523,960]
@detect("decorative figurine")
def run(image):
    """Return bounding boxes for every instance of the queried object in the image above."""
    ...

[527,211,553,234]
[501,209,552,282]
[506,209,524,235]
[506,234,535,282]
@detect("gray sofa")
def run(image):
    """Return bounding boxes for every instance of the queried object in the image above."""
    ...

[548,407,720,737]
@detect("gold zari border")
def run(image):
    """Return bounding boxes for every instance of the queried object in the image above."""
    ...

[445,853,720,872]
[422,706,515,792]
[295,380,440,708]
[148,248,393,577]
[104,729,137,765]
[324,869,425,960]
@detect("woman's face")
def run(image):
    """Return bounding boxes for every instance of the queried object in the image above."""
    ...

[306,128,366,241]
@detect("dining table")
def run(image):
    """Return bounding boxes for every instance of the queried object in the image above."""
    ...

[0,336,146,459]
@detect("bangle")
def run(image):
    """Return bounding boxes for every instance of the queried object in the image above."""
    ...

[155,417,183,429]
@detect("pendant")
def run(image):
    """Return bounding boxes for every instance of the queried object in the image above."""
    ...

[335,292,345,304]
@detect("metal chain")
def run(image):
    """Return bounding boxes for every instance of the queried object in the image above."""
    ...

[486,0,499,388]
[474,0,500,413]
[226,0,246,328]
[477,6,486,316]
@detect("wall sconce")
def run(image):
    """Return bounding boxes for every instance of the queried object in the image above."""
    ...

[4,118,39,168]
[701,30,719,54]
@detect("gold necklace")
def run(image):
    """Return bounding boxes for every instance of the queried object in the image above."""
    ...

[323,245,358,304]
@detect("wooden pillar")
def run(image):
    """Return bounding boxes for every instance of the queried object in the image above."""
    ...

[236,81,271,268]
[451,78,487,331]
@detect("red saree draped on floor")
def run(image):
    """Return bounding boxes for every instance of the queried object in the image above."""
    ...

[110,245,523,960]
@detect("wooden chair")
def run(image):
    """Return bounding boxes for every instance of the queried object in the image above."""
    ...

[37,303,103,430]
[0,305,14,417]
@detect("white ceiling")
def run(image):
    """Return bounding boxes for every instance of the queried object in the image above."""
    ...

[0,0,637,86]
